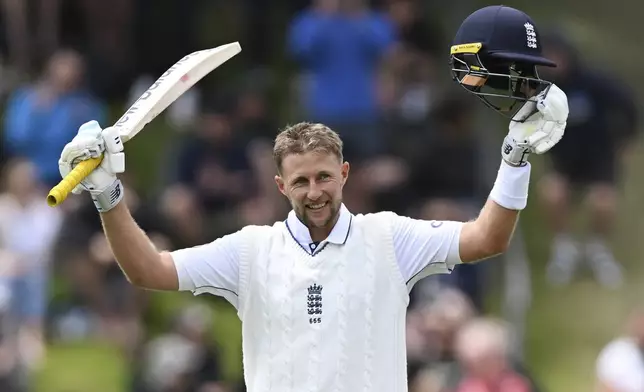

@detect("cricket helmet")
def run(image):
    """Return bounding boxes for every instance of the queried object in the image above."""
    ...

[450,5,557,118]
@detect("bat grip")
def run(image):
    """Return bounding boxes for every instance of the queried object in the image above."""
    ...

[47,157,103,207]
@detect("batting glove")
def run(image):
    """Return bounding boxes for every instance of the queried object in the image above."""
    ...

[58,120,126,212]
[502,84,568,166]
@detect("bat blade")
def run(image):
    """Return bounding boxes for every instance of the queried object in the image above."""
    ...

[46,42,242,207]
[115,42,242,142]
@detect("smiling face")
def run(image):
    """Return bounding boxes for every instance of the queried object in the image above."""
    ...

[278,151,349,232]
[273,123,348,240]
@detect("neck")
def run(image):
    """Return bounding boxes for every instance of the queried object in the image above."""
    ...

[308,211,340,243]
[309,228,330,243]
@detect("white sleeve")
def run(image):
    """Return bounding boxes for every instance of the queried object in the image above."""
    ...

[389,213,463,290]
[596,339,644,392]
[170,226,257,308]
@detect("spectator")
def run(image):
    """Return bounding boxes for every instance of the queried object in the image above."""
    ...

[403,93,483,218]
[538,30,639,288]
[384,0,444,60]
[232,79,289,223]
[406,288,475,391]
[453,317,535,392]
[71,0,137,102]
[0,157,62,382]
[380,0,446,123]
[2,49,106,187]
[287,0,396,162]
[0,0,60,80]
[160,94,260,243]
[595,307,644,391]
[0,271,20,392]
[406,288,542,392]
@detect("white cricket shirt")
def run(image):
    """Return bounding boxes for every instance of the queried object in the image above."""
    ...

[171,204,462,392]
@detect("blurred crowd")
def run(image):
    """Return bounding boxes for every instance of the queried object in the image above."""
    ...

[0,1,640,392]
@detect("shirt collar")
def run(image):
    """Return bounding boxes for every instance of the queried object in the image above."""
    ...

[285,203,352,246]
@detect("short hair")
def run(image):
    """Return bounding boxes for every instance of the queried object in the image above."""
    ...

[273,122,343,172]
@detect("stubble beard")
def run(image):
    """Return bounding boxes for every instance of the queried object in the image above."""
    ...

[294,199,341,230]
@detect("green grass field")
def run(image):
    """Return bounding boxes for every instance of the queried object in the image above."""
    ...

[35,342,129,392]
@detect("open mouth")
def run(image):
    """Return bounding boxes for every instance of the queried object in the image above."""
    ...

[306,201,328,211]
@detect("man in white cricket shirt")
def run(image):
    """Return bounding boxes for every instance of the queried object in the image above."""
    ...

[56,5,568,392]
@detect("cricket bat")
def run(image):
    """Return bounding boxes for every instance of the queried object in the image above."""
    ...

[46,42,242,207]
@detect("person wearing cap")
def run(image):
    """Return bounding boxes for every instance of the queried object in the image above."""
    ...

[55,5,567,392]
[536,30,638,289]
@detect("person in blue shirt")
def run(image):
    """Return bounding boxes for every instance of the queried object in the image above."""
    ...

[287,0,396,162]
[3,49,106,187]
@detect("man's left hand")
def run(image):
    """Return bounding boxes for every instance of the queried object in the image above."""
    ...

[502,84,569,166]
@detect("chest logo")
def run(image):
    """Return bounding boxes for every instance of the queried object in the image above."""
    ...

[307,284,323,324]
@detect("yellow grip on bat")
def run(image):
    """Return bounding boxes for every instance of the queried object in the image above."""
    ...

[46,157,103,207]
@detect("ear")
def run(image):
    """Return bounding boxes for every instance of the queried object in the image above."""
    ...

[275,175,287,196]
[341,161,350,186]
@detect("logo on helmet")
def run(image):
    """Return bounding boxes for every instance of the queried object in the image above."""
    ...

[524,23,537,49]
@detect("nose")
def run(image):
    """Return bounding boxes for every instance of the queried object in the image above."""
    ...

[306,182,323,201]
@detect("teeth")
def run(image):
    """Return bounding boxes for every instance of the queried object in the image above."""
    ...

[308,203,325,209]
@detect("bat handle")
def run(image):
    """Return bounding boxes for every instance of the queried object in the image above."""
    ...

[46,157,103,207]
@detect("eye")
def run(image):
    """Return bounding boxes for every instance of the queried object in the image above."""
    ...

[319,173,331,180]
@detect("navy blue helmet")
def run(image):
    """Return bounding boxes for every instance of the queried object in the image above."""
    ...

[450,5,557,117]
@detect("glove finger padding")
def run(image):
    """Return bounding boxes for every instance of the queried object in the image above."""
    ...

[534,123,565,154]
[526,129,549,147]
[503,83,568,166]
[78,120,102,135]
[537,85,569,122]
[59,121,106,171]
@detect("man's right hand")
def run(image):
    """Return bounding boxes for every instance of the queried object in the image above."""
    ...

[502,84,568,166]
[58,120,126,212]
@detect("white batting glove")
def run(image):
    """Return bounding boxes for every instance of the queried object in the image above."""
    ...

[502,84,568,166]
[58,120,126,212]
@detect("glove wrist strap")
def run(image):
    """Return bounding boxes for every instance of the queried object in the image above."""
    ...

[91,179,124,213]
[489,160,531,210]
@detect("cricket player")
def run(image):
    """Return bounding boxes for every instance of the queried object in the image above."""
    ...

[57,5,568,392]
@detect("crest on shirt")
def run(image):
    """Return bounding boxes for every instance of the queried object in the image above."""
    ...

[307,283,323,324]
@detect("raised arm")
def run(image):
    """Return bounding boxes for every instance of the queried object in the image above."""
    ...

[99,202,178,290]
[458,161,527,262]
[57,121,249,307]
[393,85,569,289]
[461,84,568,258]
[99,199,258,308]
